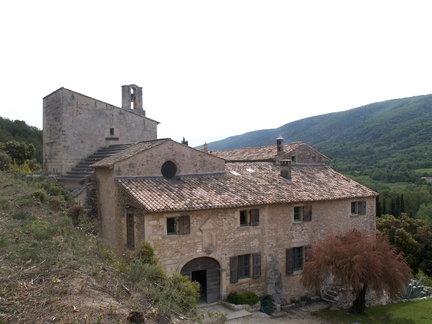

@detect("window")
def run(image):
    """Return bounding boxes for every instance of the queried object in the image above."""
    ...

[126,211,135,248]
[351,201,366,215]
[110,128,115,136]
[238,255,250,279]
[230,253,261,283]
[161,160,177,178]
[166,215,190,235]
[286,246,311,275]
[239,209,260,226]
[293,205,312,222]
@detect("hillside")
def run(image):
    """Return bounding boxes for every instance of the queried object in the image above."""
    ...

[204,94,432,181]
[0,171,198,323]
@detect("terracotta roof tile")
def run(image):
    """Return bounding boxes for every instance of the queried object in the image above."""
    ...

[91,139,169,167]
[209,142,329,162]
[117,162,377,213]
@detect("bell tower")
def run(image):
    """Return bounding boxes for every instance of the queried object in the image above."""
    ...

[121,84,145,115]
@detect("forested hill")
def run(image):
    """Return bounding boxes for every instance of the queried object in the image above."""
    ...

[0,117,42,163]
[204,94,432,181]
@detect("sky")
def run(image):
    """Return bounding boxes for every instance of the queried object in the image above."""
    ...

[1,1,431,147]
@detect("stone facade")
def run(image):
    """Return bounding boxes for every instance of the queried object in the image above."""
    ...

[92,138,377,304]
[43,85,158,175]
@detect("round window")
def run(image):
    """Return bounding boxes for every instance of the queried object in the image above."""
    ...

[161,160,177,178]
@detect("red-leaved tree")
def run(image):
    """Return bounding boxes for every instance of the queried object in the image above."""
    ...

[301,229,411,314]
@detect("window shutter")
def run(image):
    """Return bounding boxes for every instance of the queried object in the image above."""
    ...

[230,256,239,283]
[358,201,366,215]
[250,209,260,226]
[286,248,293,275]
[303,205,312,222]
[178,215,190,235]
[252,253,261,279]
[305,245,312,262]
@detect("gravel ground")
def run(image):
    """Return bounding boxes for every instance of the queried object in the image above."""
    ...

[199,302,334,324]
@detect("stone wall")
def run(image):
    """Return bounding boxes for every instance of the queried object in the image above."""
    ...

[43,87,158,175]
[112,141,226,178]
[110,194,376,301]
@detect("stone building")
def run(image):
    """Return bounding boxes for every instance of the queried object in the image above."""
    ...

[91,137,377,304]
[42,85,159,187]
[42,85,377,304]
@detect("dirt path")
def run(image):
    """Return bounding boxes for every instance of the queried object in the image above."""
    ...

[199,302,333,324]
[226,309,332,324]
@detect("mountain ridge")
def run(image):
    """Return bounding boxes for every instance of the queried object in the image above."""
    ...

[204,94,432,152]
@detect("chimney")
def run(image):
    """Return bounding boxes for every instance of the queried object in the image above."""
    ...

[280,159,291,179]
[276,136,284,156]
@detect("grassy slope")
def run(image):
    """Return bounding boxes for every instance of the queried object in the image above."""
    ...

[0,171,195,324]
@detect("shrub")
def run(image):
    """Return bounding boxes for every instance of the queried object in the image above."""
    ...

[227,291,259,306]
[260,295,276,315]
[0,150,11,171]
[150,273,200,318]
[38,178,71,202]
[131,241,158,265]
[11,210,34,220]
[67,205,86,225]
[238,291,259,306]
[31,189,47,202]
[401,277,427,299]
[227,292,239,304]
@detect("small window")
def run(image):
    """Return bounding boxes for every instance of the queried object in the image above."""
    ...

[110,128,115,136]
[294,206,302,222]
[291,156,296,162]
[293,205,312,222]
[286,245,311,275]
[239,209,260,226]
[161,160,177,178]
[238,255,251,279]
[293,247,303,271]
[126,211,135,248]
[351,201,366,215]
[230,253,261,283]
[167,215,190,235]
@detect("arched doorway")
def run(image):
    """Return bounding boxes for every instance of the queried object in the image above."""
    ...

[180,257,220,303]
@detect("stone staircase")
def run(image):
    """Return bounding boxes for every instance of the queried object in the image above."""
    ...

[321,289,343,306]
[57,143,132,187]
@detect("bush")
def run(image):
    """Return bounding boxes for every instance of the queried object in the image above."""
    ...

[11,210,34,220]
[0,150,11,171]
[131,241,158,265]
[31,189,47,202]
[227,292,239,304]
[238,291,259,306]
[260,295,276,315]
[227,291,259,306]
[66,205,85,225]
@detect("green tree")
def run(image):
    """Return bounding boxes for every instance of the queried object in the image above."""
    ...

[377,214,432,276]
[1,141,36,165]
[416,203,432,228]
[301,229,411,314]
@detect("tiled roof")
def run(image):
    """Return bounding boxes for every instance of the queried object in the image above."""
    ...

[117,162,377,213]
[209,142,322,161]
[91,139,170,167]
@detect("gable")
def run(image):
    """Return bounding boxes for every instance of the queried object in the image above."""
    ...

[95,139,226,178]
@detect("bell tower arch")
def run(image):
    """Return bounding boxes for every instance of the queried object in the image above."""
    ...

[122,84,145,115]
